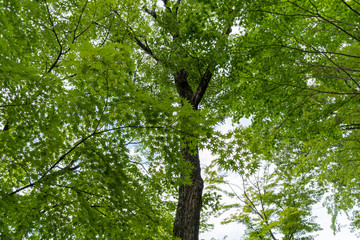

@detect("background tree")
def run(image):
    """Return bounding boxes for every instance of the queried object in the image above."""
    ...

[221,0,360,233]
[216,162,322,240]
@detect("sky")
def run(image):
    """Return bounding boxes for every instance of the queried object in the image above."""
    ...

[198,119,359,240]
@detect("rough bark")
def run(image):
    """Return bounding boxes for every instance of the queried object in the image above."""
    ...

[131,21,213,239]
[173,148,203,240]
[173,68,212,240]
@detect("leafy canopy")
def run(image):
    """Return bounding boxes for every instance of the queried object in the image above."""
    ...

[2,0,360,239]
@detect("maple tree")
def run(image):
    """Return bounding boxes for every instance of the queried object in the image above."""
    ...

[0,0,234,239]
[1,0,360,239]
[221,0,360,235]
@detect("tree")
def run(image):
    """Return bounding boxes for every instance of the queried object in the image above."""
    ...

[3,0,360,238]
[133,2,238,238]
[216,162,322,240]
[221,0,360,232]
[0,0,243,239]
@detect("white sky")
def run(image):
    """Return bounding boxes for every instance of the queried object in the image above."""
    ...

[199,118,358,240]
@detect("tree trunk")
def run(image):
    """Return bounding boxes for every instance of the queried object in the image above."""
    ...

[132,7,217,239]
[172,68,212,239]
[134,38,212,239]
[173,147,203,240]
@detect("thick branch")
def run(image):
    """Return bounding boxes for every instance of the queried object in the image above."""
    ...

[144,7,157,19]
[191,68,212,108]
[113,9,158,61]
[174,68,193,102]
[133,36,158,61]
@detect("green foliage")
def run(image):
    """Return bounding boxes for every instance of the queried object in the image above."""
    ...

[0,0,204,238]
[206,162,322,240]
[222,0,360,234]
[0,0,236,238]
[3,0,360,238]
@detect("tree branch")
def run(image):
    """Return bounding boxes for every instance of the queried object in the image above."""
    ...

[340,0,360,17]
[317,49,360,90]
[298,61,360,73]
[162,0,172,13]
[144,7,157,19]
[174,68,194,103]
[45,0,63,74]
[113,10,158,61]
[222,10,235,36]
[290,0,360,43]
[191,68,212,108]
[175,0,182,15]
[8,124,177,195]
[257,43,360,59]
[133,35,158,61]
[73,0,89,43]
